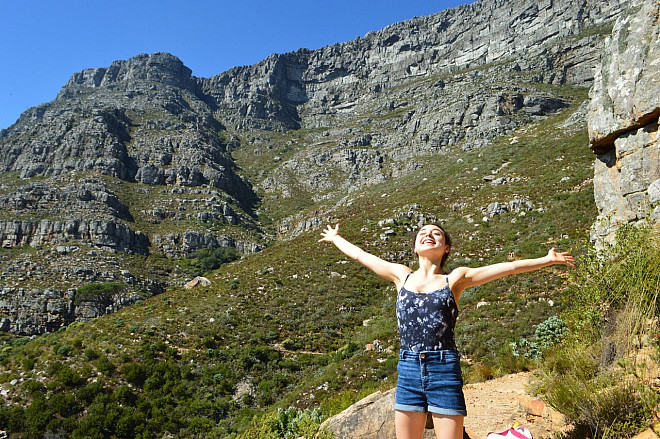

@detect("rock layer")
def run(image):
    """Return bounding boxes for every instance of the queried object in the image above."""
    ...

[0,286,151,335]
[0,219,149,254]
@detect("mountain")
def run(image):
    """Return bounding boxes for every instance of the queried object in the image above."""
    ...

[1,0,658,437]
[0,0,631,334]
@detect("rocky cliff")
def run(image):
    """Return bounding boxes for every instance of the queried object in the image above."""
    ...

[201,0,629,132]
[588,0,660,247]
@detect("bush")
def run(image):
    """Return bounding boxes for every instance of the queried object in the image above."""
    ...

[56,344,73,357]
[122,362,149,387]
[510,316,568,360]
[195,246,240,272]
[96,356,116,375]
[237,407,333,439]
[54,365,85,388]
[535,316,567,348]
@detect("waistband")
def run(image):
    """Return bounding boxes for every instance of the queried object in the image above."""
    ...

[399,349,460,361]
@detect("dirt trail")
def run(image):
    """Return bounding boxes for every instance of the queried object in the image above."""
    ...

[462,372,566,439]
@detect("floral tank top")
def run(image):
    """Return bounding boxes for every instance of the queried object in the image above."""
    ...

[396,273,458,352]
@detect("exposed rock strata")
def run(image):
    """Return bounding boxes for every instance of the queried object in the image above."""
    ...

[588,1,660,247]
[0,180,133,224]
[0,219,149,254]
[152,231,263,258]
[0,286,153,335]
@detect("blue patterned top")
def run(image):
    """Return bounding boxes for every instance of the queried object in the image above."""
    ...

[396,273,458,352]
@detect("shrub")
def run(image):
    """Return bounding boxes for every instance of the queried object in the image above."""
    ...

[22,356,36,371]
[96,356,116,375]
[122,362,149,387]
[22,379,45,395]
[535,316,567,348]
[465,362,494,383]
[56,365,85,388]
[195,246,240,272]
[84,348,100,360]
[56,344,73,357]
[237,407,333,439]
[113,385,137,406]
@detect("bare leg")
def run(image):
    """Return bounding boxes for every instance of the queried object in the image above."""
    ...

[395,410,427,439]
[432,414,464,439]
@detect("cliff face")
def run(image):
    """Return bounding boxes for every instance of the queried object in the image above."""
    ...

[200,0,629,131]
[588,0,660,247]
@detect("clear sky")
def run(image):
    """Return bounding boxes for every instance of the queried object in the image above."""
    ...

[0,0,473,130]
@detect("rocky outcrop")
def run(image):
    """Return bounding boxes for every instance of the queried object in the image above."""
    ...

[0,53,258,212]
[588,1,660,247]
[0,180,132,220]
[152,230,262,258]
[0,219,149,254]
[319,389,404,439]
[0,285,152,335]
[61,52,196,91]
[0,288,75,334]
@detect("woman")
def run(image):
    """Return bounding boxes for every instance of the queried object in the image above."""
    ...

[318,222,574,439]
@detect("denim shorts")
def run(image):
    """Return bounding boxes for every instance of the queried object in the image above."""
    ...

[393,349,467,416]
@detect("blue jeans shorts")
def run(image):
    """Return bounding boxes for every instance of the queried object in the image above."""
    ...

[393,349,467,416]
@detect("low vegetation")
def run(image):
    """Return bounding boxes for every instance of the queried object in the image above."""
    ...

[537,224,660,438]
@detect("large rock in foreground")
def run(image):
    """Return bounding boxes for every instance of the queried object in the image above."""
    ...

[588,1,660,247]
[319,389,398,439]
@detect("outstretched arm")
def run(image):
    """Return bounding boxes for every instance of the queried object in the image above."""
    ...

[318,224,410,285]
[452,248,575,295]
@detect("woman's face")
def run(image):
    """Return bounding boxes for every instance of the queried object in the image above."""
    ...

[414,224,448,255]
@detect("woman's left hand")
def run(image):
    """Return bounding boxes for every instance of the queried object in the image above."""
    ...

[548,247,575,267]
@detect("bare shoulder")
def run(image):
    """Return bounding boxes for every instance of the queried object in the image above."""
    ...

[447,266,471,297]
[448,266,471,281]
[392,265,414,290]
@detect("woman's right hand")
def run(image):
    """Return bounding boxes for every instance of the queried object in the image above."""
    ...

[318,223,340,243]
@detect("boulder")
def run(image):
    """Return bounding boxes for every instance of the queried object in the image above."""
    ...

[183,276,212,289]
[319,389,399,439]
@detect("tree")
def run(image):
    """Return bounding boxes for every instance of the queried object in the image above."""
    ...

[74,282,126,316]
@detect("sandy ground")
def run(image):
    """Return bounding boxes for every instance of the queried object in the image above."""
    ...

[462,372,566,439]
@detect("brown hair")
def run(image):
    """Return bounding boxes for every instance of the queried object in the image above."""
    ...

[412,222,452,270]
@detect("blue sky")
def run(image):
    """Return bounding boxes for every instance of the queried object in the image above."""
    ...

[0,0,472,130]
